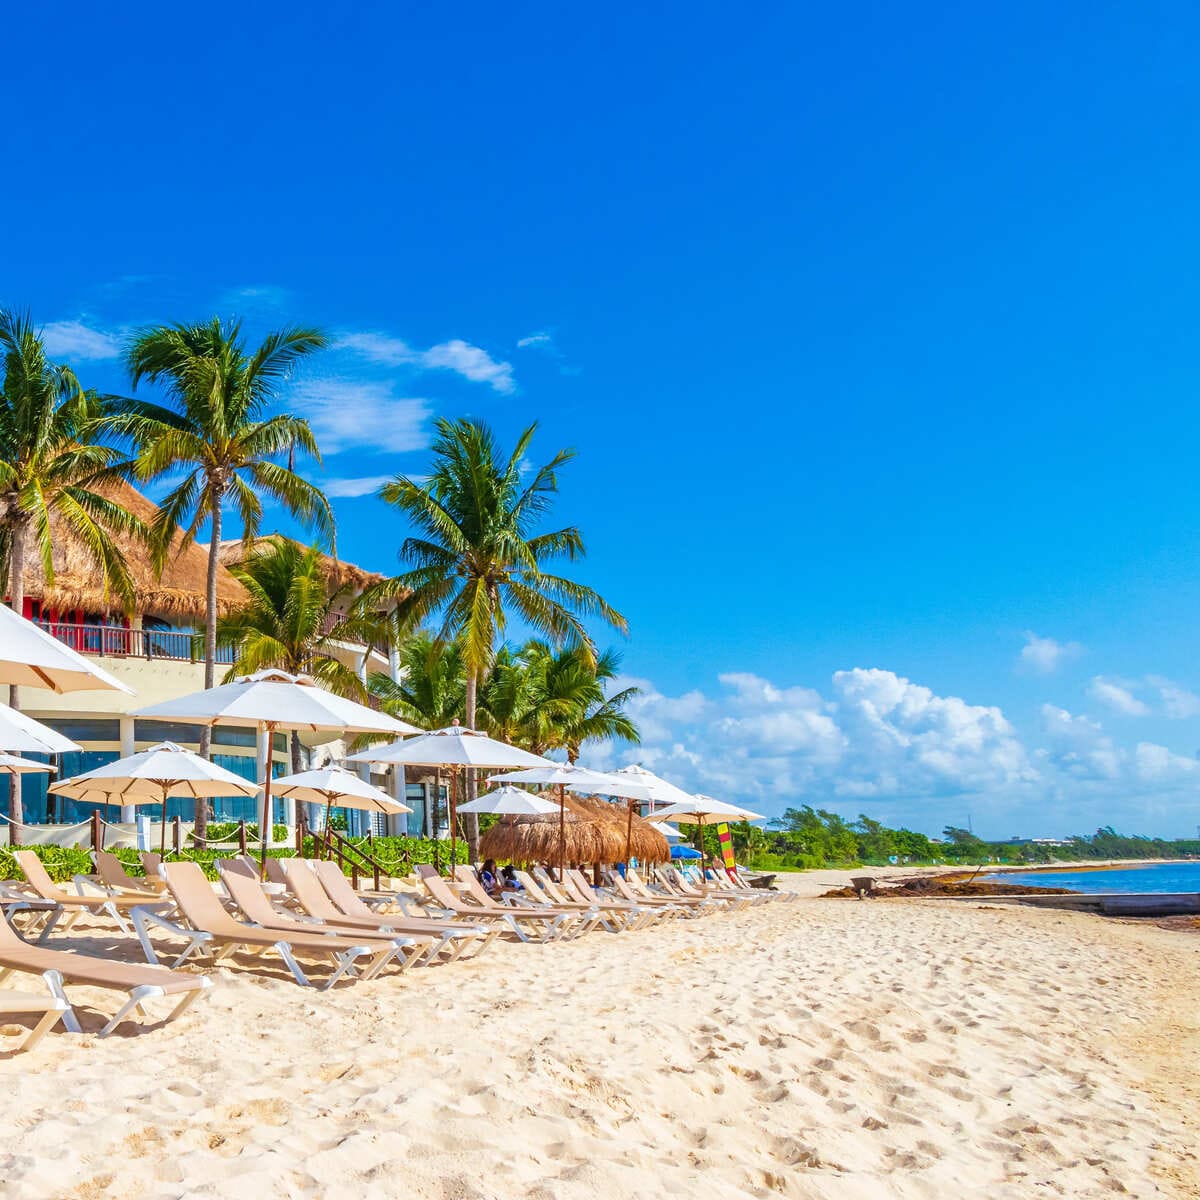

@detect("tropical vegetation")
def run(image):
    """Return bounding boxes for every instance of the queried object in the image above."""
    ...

[364,416,628,856]
[113,319,334,837]
[0,310,144,823]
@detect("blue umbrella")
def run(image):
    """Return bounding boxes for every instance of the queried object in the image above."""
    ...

[669,844,703,860]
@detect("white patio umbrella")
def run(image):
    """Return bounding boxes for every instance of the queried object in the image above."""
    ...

[49,741,261,852]
[610,764,696,809]
[271,764,412,838]
[0,603,132,694]
[647,794,765,864]
[0,753,55,775]
[457,785,561,816]
[134,670,421,872]
[0,701,82,754]
[348,722,555,870]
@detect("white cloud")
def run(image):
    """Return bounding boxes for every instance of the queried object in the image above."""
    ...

[337,332,515,393]
[1088,677,1151,717]
[1018,632,1083,675]
[517,331,554,349]
[603,664,1200,835]
[1146,676,1200,719]
[1039,704,1124,780]
[1135,741,1199,782]
[288,379,432,454]
[322,474,396,499]
[41,319,121,360]
[420,339,514,393]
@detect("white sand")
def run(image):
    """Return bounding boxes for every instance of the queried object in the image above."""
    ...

[0,879,1196,1199]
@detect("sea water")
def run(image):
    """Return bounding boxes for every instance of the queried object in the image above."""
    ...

[982,861,1200,894]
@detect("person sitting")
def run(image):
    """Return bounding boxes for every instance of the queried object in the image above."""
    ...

[500,864,523,891]
[479,858,503,897]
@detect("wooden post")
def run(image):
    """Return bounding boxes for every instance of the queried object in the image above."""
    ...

[173,816,182,855]
[296,818,305,856]
[90,811,101,852]
[351,861,359,890]
[238,820,247,855]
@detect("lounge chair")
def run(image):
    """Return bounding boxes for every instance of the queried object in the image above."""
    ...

[0,989,70,1052]
[416,866,574,944]
[12,850,166,934]
[703,866,774,904]
[452,865,601,939]
[662,866,748,909]
[0,882,62,942]
[134,861,405,989]
[304,860,498,961]
[139,851,164,879]
[219,865,437,973]
[91,850,166,899]
[0,905,211,1036]
[511,869,622,932]
[618,869,713,916]
[561,869,666,929]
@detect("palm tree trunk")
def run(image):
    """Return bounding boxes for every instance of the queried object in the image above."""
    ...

[194,490,223,841]
[6,521,26,827]
[463,669,480,861]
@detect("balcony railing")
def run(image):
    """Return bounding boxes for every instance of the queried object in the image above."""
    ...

[36,621,237,665]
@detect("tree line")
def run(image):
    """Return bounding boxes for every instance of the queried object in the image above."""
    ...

[0,311,633,852]
[701,806,1200,869]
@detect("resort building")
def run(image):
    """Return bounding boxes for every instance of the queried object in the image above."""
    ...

[4,482,435,837]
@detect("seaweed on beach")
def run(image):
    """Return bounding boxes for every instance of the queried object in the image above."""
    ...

[821,875,1076,899]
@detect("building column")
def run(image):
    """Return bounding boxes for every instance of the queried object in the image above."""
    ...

[119,717,137,824]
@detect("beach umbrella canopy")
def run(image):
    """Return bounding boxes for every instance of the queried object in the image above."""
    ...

[609,764,696,808]
[0,753,55,775]
[347,723,554,769]
[134,670,420,872]
[49,741,260,851]
[656,821,683,841]
[272,763,411,835]
[458,785,561,816]
[271,764,413,813]
[670,843,703,860]
[0,603,132,694]
[134,669,420,735]
[0,701,82,754]
[648,795,766,823]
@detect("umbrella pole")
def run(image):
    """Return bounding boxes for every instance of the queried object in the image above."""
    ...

[558,783,565,882]
[449,767,458,871]
[433,768,441,875]
[624,798,634,866]
[323,793,334,857]
[259,722,276,878]
[160,785,168,855]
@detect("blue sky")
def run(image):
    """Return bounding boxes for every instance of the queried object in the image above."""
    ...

[6,2,1200,836]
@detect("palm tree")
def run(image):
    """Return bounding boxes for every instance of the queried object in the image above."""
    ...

[366,417,627,857]
[368,633,466,731]
[0,309,142,824]
[218,538,375,772]
[115,318,334,837]
[526,642,641,762]
[477,640,640,759]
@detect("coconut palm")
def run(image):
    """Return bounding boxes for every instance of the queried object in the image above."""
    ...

[477,640,640,759]
[218,538,376,771]
[0,309,143,823]
[366,417,627,857]
[527,642,641,762]
[115,319,334,836]
[368,633,466,732]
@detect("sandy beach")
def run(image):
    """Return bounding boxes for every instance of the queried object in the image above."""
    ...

[1,875,1197,1200]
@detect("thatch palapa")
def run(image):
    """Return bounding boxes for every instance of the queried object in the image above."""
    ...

[21,480,249,620]
[218,535,384,596]
[479,793,670,865]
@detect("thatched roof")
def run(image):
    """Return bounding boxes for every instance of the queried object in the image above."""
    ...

[218,535,383,595]
[22,480,249,620]
[478,793,670,865]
